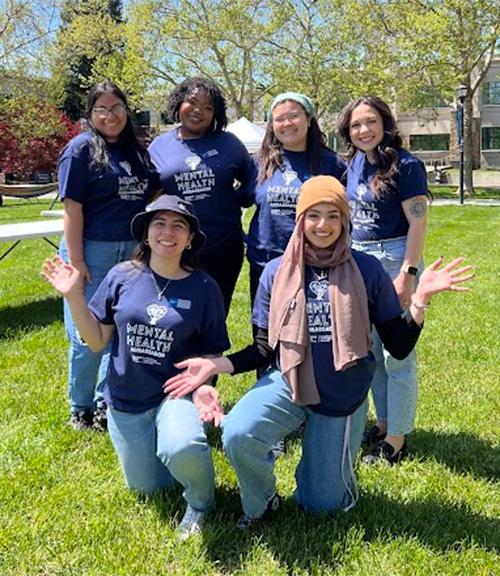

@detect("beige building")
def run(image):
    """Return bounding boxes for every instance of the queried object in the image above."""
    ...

[396,57,500,169]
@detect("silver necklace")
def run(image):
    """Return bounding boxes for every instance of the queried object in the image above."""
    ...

[151,271,172,301]
[313,269,328,282]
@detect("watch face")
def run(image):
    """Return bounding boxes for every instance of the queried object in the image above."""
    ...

[407,266,418,276]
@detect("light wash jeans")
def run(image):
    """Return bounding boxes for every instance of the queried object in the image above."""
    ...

[351,236,421,436]
[59,238,136,413]
[222,369,367,518]
[107,396,215,511]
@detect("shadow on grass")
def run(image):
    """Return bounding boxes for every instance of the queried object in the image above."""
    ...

[410,429,499,482]
[199,488,498,573]
[0,295,63,339]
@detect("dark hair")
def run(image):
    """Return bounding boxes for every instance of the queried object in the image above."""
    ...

[165,77,228,133]
[258,100,329,184]
[336,96,402,198]
[131,212,200,272]
[84,80,153,174]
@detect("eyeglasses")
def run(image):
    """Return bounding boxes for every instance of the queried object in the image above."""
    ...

[272,111,306,126]
[91,103,127,118]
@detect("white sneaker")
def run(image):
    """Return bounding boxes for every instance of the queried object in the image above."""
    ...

[176,505,205,540]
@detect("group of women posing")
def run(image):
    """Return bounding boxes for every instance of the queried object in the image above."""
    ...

[43,77,473,539]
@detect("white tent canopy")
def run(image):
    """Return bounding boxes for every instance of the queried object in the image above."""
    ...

[226,117,265,152]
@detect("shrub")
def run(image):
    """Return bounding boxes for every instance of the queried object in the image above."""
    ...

[0,101,80,181]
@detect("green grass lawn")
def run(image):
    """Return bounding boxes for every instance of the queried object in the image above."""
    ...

[1,199,499,575]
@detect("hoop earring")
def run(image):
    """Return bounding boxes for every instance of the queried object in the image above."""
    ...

[186,243,192,250]
[144,239,149,245]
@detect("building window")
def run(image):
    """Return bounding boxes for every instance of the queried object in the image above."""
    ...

[409,134,450,151]
[482,127,500,150]
[483,82,500,105]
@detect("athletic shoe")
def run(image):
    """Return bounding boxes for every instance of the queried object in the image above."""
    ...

[93,402,108,432]
[176,505,205,540]
[363,439,408,465]
[69,409,93,431]
[236,494,281,530]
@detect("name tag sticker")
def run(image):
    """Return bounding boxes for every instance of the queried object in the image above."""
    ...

[204,149,219,158]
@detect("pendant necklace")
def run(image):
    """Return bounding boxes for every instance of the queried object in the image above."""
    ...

[151,271,172,301]
[147,271,174,326]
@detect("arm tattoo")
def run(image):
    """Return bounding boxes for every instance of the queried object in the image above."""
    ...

[409,199,427,218]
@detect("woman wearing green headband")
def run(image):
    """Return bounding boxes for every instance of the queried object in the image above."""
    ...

[246,92,346,306]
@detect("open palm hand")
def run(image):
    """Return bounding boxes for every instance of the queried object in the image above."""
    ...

[416,257,474,302]
[41,255,82,298]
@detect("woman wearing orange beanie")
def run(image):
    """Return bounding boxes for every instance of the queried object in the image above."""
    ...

[164,176,473,528]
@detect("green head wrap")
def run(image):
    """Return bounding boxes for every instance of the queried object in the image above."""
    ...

[268,92,316,119]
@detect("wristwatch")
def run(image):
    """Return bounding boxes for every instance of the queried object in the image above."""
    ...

[403,266,418,276]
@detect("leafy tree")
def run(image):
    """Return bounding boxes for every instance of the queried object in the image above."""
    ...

[364,0,500,193]
[50,0,124,120]
[117,0,286,120]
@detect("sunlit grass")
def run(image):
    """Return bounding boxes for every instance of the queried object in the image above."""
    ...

[0,200,498,575]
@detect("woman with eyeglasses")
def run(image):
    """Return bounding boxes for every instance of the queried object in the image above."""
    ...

[148,77,256,317]
[58,80,158,432]
[246,92,346,306]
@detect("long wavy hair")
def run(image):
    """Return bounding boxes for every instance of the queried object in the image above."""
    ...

[84,80,152,175]
[336,96,402,198]
[257,101,329,185]
[165,77,228,133]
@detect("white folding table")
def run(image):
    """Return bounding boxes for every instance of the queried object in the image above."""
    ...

[0,219,64,261]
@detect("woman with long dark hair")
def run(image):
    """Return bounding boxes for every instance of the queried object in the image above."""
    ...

[58,80,158,431]
[336,95,428,464]
[247,92,346,305]
[43,195,229,540]
[148,77,256,316]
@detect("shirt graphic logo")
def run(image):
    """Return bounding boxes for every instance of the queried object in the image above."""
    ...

[356,182,370,201]
[283,169,298,186]
[309,271,329,300]
[147,303,168,326]
[119,161,132,176]
[185,155,201,170]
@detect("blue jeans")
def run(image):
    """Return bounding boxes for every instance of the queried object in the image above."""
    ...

[107,396,215,510]
[222,369,367,517]
[352,236,421,436]
[59,238,136,413]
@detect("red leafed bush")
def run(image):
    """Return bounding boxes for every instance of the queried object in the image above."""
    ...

[0,103,81,181]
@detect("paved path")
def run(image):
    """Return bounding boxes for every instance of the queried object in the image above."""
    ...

[431,199,500,206]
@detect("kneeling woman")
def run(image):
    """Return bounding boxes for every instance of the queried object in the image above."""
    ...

[164,176,473,525]
[42,195,229,538]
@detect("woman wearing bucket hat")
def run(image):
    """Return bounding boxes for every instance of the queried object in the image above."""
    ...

[58,81,159,432]
[148,77,256,316]
[42,195,229,540]
[336,96,429,465]
[246,92,346,306]
[163,176,473,528]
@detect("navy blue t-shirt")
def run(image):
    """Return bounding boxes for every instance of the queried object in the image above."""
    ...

[347,149,427,242]
[253,252,402,416]
[148,129,256,252]
[58,132,157,241]
[88,262,230,413]
[246,149,346,266]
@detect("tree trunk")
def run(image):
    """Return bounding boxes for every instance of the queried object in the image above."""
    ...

[463,94,474,195]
